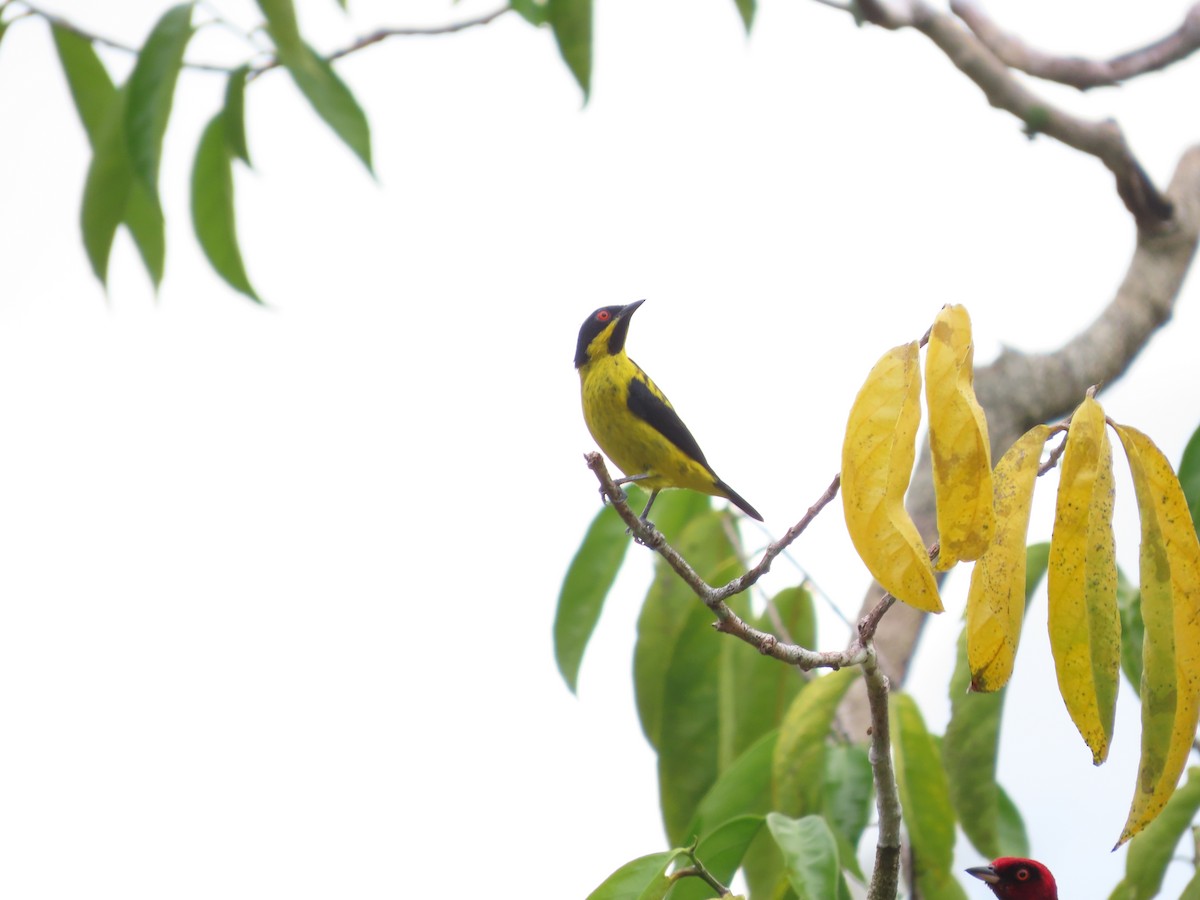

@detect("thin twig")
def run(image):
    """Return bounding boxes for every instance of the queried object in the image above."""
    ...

[670,839,733,896]
[862,646,901,900]
[951,0,1200,91]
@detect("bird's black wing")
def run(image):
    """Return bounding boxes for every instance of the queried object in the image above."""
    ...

[626,375,714,472]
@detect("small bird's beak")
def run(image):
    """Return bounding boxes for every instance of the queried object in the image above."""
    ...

[965,865,1000,885]
[617,299,646,319]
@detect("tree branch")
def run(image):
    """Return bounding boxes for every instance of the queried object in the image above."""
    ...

[862,646,901,900]
[951,0,1200,91]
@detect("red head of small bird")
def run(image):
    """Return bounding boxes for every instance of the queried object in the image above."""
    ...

[966,858,1058,900]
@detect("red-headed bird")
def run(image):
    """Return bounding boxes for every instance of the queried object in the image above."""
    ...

[966,858,1058,900]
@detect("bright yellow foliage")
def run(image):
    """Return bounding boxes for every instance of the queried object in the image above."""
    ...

[841,341,941,613]
[1048,396,1119,765]
[925,304,994,570]
[966,424,1051,692]
[1113,424,1200,846]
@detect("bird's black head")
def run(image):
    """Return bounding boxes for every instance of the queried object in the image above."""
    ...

[574,300,645,369]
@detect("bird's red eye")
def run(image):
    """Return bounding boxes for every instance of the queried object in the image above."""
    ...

[1016,869,1030,881]
[596,310,611,322]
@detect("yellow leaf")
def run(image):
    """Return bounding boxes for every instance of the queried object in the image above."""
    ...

[925,304,994,570]
[1113,424,1200,846]
[966,424,1051,691]
[842,341,941,613]
[1048,396,1119,764]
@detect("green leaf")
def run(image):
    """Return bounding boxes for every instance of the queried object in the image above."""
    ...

[80,86,133,285]
[822,743,871,881]
[685,730,777,841]
[546,0,592,100]
[1177,422,1200,537]
[734,0,755,32]
[994,785,1030,859]
[257,0,373,172]
[125,3,194,194]
[767,813,840,900]
[124,181,167,287]
[223,65,252,165]
[1116,567,1144,696]
[554,487,642,693]
[511,0,550,26]
[892,693,960,894]
[587,850,682,900]
[772,667,859,816]
[191,113,260,303]
[1111,768,1200,900]
[1025,540,1051,597]
[52,25,116,144]
[667,816,764,900]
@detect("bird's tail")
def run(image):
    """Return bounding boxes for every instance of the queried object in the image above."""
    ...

[714,478,763,522]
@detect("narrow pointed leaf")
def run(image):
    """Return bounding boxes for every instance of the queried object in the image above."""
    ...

[1177,422,1200,535]
[842,341,941,612]
[1114,425,1200,845]
[734,0,755,32]
[223,65,252,165]
[81,87,135,285]
[511,0,551,25]
[772,667,859,816]
[191,113,260,302]
[1048,396,1119,764]
[547,0,592,100]
[667,816,764,900]
[256,0,373,172]
[995,786,1031,859]
[587,850,682,900]
[1112,769,1200,899]
[966,425,1051,691]
[892,693,960,893]
[925,304,993,568]
[1116,568,1144,695]
[52,26,116,143]
[767,813,840,900]
[125,3,194,194]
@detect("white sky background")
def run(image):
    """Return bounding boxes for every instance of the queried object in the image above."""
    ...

[1,0,1199,896]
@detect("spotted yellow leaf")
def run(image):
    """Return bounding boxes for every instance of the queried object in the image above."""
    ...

[925,304,994,570]
[1113,424,1200,846]
[842,341,941,613]
[966,424,1051,691]
[1048,396,1119,765]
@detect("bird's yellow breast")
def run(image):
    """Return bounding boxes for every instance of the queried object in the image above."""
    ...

[579,353,719,494]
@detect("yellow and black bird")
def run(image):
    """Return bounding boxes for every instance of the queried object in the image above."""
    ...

[575,300,763,523]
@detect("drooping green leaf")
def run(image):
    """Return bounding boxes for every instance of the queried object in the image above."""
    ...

[667,816,764,900]
[191,113,260,303]
[1110,769,1200,900]
[52,26,116,143]
[256,0,373,172]
[772,667,859,816]
[685,730,777,841]
[822,743,871,881]
[994,785,1030,859]
[767,813,840,900]
[223,65,252,165]
[1116,567,1144,696]
[721,585,813,765]
[733,0,755,33]
[587,850,682,900]
[554,486,643,693]
[892,693,961,896]
[1177,422,1200,537]
[546,0,592,100]
[125,3,194,194]
[511,0,550,26]
[80,86,135,285]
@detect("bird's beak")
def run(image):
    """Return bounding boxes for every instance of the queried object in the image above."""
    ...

[965,865,999,885]
[617,299,646,319]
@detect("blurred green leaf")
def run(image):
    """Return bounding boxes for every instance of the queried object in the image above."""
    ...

[125,3,194,194]
[223,65,252,165]
[1025,540,1050,597]
[547,0,592,100]
[667,816,764,900]
[767,813,839,900]
[1111,768,1200,900]
[587,850,682,900]
[554,487,642,693]
[994,785,1030,859]
[1177,422,1200,537]
[892,693,962,897]
[772,667,858,816]
[685,730,777,841]
[734,0,755,32]
[257,0,373,172]
[1117,566,1144,696]
[52,26,115,142]
[822,743,871,881]
[191,113,260,302]
[511,0,550,25]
